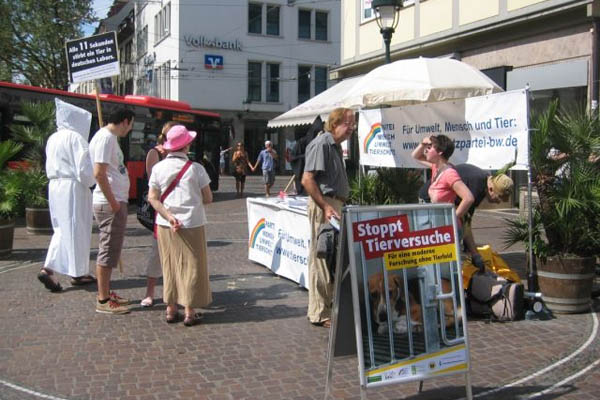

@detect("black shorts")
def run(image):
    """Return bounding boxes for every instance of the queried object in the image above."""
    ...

[234,172,246,183]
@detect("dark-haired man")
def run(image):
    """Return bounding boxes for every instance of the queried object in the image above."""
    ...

[89,109,135,314]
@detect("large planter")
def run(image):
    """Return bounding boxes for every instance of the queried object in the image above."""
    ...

[25,207,53,234]
[0,218,15,257]
[537,255,596,314]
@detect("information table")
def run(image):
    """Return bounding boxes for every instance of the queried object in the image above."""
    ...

[247,196,311,288]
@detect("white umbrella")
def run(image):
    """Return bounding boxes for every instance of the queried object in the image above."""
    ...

[341,57,502,109]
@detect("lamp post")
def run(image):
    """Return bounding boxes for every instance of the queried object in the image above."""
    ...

[372,0,403,64]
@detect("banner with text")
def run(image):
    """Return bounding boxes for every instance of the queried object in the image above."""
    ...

[247,199,311,288]
[65,32,120,83]
[358,90,528,170]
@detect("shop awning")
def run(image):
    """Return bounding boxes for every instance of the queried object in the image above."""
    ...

[267,76,362,128]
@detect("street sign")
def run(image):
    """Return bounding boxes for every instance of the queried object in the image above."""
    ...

[65,32,120,84]
[325,203,473,399]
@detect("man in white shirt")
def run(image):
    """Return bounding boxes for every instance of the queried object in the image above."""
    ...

[89,108,135,314]
[38,99,96,292]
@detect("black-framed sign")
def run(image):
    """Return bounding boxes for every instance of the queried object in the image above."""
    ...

[65,32,120,84]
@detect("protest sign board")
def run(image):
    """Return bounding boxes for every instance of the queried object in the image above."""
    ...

[326,204,472,399]
[65,32,120,83]
[358,89,528,170]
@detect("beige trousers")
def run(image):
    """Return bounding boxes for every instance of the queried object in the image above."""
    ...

[307,196,343,324]
[157,225,212,308]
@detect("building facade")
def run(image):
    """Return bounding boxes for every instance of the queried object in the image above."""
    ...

[336,0,597,113]
[134,0,340,168]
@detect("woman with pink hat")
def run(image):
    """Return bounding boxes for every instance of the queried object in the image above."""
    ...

[148,124,213,326]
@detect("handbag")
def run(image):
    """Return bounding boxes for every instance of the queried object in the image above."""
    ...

[153,160,193,238]
[136,189,155,231]
[136,148,165,231]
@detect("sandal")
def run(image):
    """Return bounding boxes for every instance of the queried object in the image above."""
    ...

[311,319,331,328]
[165,312,181,324]
[70,275,97,286]
[37,270,62,292]
[183,313,203,327]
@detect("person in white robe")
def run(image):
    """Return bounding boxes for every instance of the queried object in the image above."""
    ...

[37,98,96,292]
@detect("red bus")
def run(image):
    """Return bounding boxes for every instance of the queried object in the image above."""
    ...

[0,81,224,199]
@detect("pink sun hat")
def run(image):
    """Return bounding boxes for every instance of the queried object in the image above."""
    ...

[163,124,197,151]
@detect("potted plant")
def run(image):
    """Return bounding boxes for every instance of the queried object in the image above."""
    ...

[0,140,24,256]
[9,101,55,234]
[503,101,600,313]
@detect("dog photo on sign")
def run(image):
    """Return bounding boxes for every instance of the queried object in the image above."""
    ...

[367,271,460,336]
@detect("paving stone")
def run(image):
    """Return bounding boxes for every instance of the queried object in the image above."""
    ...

[0,176,598,399]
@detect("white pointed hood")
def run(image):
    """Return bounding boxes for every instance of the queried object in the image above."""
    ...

[55,98,92,141]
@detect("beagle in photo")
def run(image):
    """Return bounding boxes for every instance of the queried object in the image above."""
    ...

[367,272,460,335]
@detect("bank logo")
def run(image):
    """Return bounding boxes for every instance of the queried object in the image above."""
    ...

[363,122,382,153]
[249,218,266,248]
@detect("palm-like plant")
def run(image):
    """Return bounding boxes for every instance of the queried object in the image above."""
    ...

[9,101,55,170]
[504,101,600,259]
[9,101,55,209]
[0,140,25,220]
[348,168,422,205]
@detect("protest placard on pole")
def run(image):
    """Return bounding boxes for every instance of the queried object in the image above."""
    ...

[65,31,120,127]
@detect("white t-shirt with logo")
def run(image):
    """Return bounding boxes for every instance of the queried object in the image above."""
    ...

[89,127,130,204]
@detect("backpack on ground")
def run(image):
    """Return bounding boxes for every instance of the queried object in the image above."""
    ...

[467,269,524,321]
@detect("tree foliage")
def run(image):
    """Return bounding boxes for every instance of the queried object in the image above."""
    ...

[0,0,96,88]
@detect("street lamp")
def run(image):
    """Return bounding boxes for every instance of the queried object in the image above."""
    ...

[371,0,403,64]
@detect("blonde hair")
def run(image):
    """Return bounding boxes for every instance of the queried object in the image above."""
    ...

[325,108,353,132]
[157,121,177,145]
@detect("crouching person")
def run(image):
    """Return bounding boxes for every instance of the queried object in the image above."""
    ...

[148,125,213,326]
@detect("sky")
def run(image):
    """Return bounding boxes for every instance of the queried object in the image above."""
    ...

[82,0,113,36]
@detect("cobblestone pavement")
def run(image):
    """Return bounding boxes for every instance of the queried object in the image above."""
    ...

[1,175,599,400]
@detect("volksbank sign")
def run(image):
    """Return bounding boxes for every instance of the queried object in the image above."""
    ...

[184,35,242,51]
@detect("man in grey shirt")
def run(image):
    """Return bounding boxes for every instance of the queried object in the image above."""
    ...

[302,107,355,327]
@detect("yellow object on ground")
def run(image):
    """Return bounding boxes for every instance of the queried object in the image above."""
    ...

[462,245,522,289]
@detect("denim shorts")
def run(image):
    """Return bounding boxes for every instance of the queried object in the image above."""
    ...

[262,170,275,185]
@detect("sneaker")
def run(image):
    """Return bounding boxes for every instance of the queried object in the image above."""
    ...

[109,291,129,305]
[96,298,130,314]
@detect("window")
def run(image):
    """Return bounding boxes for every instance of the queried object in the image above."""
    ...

[155,3,171,43]
[315,12,328,41]
[299,9,327,41]
[314,66,327,95]
[124,41,132,64]
[154,61,170,99]
[248,3,262,34]
[298,9,311,39]
[154,14,159,40]
[137,25,148,57]
[249,3,280,36]
[248,62,262,102]
[266,5,280,36]
[298,65,311,103]
[362,0,414,23]
[267,63,279,102]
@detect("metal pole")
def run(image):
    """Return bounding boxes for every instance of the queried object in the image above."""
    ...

[525,86,537,292]
[381,28,394,64]
[592,18,599,112]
